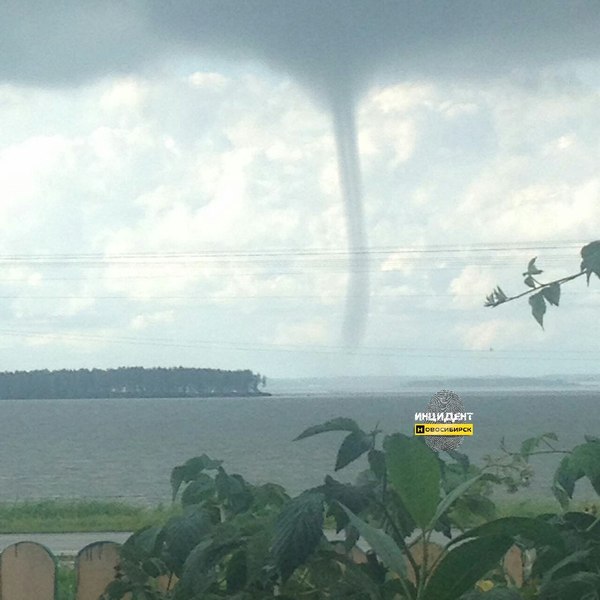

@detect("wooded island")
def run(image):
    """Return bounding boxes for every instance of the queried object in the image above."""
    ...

[0,367,268,399]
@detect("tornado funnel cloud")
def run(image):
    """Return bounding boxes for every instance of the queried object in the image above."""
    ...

[330,94,369,347]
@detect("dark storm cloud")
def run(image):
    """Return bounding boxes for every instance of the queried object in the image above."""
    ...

[2,1,598,344]
[2,2,599,90]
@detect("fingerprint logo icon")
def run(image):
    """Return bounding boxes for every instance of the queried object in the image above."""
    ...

[424,390,466,452]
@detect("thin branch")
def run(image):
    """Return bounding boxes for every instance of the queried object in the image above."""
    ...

[486,271,585,308]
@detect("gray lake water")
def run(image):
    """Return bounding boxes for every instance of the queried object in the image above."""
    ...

[0,391,597,504]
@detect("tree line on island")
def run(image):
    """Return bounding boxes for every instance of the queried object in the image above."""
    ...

[0,367,268,399]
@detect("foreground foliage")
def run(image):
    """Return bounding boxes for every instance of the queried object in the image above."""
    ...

[485,240,600,328]
[105,420,600,599]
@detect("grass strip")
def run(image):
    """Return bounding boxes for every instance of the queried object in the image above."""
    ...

[0,499,180,533]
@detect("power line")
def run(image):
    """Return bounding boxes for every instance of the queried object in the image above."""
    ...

[1,328,599,361]
[0,240,585,264]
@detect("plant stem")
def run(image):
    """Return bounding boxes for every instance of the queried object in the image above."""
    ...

[378,501,419,594]
[488,271,585,307]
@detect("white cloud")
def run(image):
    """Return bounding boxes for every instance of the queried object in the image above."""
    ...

[0,64,599,375]
[271,319,331,346]
[130,311,175,330]
[187,71,228,90]
[459,319,532,352]
[449,266,498,309]
[100,78,147,111]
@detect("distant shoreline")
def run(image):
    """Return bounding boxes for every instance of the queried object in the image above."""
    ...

[0,366,269,400]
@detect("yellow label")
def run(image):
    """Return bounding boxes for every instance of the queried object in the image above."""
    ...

[414,423,474,436]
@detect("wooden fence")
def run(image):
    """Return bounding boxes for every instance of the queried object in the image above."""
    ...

[0,540,122,600]
[0,539,527,599]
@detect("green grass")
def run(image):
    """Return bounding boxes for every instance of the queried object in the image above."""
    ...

[56,564,76,600]
[497,497,598,518]
[0,499,180,533]
[496,497,562,517]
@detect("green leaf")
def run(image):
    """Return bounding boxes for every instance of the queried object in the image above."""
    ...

[450,516,565,552]
[529,292,546,328]
[178,539,217,596]
[181,473,215,507]
[121,525,164,563]
[580,240,600,283]
[367,449,386,480]
[384,434,441,529]
[294,417,361,441]
[422,535,514,600]
[524,275,536,288]
[335,430,373,471]
[462,588,523,599]
[542,282,561,307]
[170,455,223,501]
[461,494,497,522]
[215,468,253,513]
[245,524,273,586]
[520,436,540,458]
[524,256,543,276]
[141,557,167,578]
[162,507,214,573]
[539,549,591,588]
[226,550,247,593]
[553,441,600,506]
[339,505,407,578]
[495,286,508,301]
[428,473,483,528]
[271,491,324,580]
[321,475,371,532]
[539,571,600,600]
[445,449,470,470]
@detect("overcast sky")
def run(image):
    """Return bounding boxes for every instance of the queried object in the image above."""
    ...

[1,2,600,379]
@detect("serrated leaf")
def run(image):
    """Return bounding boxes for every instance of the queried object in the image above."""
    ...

[178,539,218,596]
[422,535,514,600]
[121,525,164,563]
[529,292,546,328]
[335,430,373,471]
[384,434,440,529]
[553,441,600,505]
[520,436,540,458]
[368,449,386,480]
[294,417,361,441]
[495,286,508,301]
[322,475,371,532]
[340,505,407,578]
[245,525,272,586]
[181,473,215,507]
[271,491,324,580]
[170,455,223,501]
[215,468,253,514]
[542,282,561,307]
[524,256,543,276]
[162,507,214,573]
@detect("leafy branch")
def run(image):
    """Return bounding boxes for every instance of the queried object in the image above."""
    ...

[484,240,600,328]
